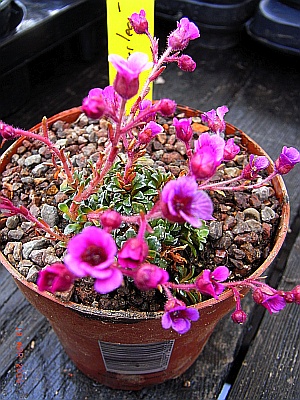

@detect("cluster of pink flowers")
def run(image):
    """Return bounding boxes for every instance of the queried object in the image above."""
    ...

[1,10,300,335]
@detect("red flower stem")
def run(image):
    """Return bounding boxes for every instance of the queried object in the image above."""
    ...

[18,206,68,242]
[199,175,242,189]
[165,282,196,291]
[201,171,277,192]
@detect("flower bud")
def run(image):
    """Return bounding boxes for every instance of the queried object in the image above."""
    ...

[156,99,176,116]
[291,285,300,304]
[0,121,17,140]
[82,88,106,119]
[177,55,196,72]
[282,291,295,303]
[252,288,264,304]
[275,146,300,175]
[134,263,169,291]
[37,263,75,293]
[118,237,149,269]
[173,117,193,143]
[129,10,148,34]
[231,309,247,324]
[100,210,122,231]
[223,138,240,161]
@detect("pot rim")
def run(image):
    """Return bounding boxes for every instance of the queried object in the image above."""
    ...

[0,106,290,320]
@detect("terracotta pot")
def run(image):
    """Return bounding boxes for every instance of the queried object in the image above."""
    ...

[0,106,290,390]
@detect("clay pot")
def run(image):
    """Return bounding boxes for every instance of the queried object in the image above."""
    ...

[0,106,290,390]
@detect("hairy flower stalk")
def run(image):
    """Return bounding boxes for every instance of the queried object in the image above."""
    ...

[1,9,299,335]
[0,196,68,242]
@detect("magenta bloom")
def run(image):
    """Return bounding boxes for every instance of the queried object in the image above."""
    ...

[162,300,199,334]
[242,154,270,179]
[82,88,107,119]
[177,55,196,72]
[223,138,240,161]
[275,146,300,175]
[173,117,193,143]
[138,121,164,144]
[252,288,286,314]
[195,266,230,299]
[118,237,149,269]
[168,17,200,51]
[201,106,229,134]
[134,263,169,291]
[108,52,152,99]
[129,9,148,34]
[37,263,75,293]
[160,176,214,227]
[191,132,225,180]
[64,226,122,293]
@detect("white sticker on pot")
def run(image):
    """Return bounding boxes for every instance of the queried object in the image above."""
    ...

[98,340,175,374]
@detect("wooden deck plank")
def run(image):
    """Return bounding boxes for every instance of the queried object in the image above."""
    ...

[227,231,300,400]
[0,266,46,379]
[0,267,254,399]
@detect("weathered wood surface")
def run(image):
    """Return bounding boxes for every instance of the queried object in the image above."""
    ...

[228,229,300,400]
[1,16,300,400]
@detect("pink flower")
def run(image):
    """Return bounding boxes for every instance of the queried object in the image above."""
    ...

[82,88,107,119]
[134,263,169,291]
[195,266,230,299]
[252,287,286,314]
[108,52,152,99]
[64,226,122,294]
[160,176,214,227]
[161,299,199,334]
[173,117,193,143]
[168,17,200,50]
[275,146,300,175]
[201,106,228,134]
[177,55,196,72]
[191,132,225,180]
[223,138,240,161]
[242,154,270,179]
[138,121,164,144]
[37,263,75,293]
[129,9,148,34]
[118,237,149,269]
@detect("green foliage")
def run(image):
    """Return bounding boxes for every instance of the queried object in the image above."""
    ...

[58,158,210,304]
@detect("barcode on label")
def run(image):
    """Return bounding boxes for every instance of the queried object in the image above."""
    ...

[98,340,175,374]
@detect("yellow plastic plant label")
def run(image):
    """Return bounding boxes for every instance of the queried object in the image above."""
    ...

[106,0,155,110]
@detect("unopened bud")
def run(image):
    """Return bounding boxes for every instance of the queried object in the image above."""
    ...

[231,309,247,324]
